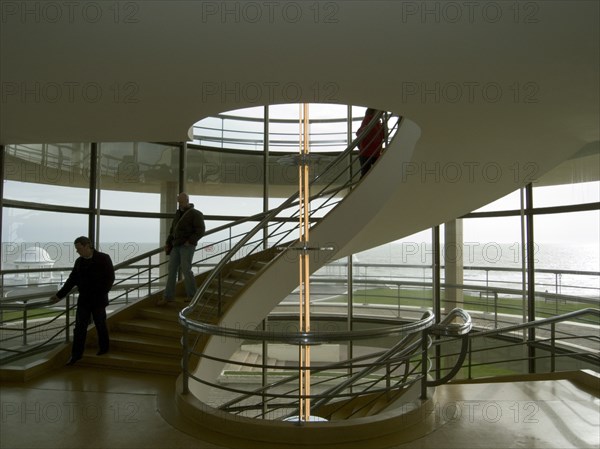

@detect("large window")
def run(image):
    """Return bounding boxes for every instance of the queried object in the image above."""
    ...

[3,143,90,207]
[2,208,88,260]
[2,107,598,326]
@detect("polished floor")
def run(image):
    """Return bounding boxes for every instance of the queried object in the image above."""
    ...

[1,364,598,449]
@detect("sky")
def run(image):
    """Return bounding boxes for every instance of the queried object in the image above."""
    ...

[3,181,599,247]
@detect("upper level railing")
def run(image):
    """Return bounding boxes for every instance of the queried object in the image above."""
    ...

[192,110,367,153]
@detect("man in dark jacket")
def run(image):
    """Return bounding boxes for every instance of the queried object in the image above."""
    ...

[157,192,205,305]
[50,236,115,365]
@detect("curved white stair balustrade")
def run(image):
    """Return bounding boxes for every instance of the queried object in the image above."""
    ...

[189,118,422,402]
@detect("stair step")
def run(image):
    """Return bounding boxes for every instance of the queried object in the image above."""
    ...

[203,287,236,299]
[221,276,246,286]
[325,389,402,421]
[244,352,260,367]
[230,268,258,280]
[77,349,180,375]
[205,282,244,297]
[115,318,183,338]
[108,331,182,357]
[224,350,251,371]
[222,350,287,373]
[138,305,184,322]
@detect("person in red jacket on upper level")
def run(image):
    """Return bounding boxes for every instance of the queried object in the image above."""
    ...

[356,108,385,178]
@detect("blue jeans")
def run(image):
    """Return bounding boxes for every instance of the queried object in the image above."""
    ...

[164,244,196,300]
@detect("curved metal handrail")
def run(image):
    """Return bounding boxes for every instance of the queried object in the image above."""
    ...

[430,307,473,337]
[180,111,399,320]
[0,111,398,364]
[426,335,470,387]
[217,334,426,412]
[426,309,473,387]
[186,309,434,345]
[177,111,404,413]
[187,311,434,419]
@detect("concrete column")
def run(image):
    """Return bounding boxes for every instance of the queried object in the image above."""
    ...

[159,182,178,280]
[444,219,464,313]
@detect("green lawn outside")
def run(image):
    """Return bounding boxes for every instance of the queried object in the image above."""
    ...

[1,308,66,322]
[326,287,598,323]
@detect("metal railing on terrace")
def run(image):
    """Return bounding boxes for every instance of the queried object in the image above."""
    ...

[1,261,597,362]
[1,254,597,347]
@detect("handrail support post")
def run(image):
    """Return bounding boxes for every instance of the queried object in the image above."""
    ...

[420,330,428,399]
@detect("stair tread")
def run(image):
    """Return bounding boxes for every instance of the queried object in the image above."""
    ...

[109,331,181,348]
[117,318,182,330]
[138,307,185,323]
[140,305,185,314]
[84,348,178,363]
[79,349,180,373]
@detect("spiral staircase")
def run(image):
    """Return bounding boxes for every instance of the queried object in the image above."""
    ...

[2,113,598,448]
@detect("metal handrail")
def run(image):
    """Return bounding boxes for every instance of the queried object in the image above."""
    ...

[217,338,424,411]
[470,307,600,338]
[192,112,367,152]
[180,111,398,318]
[194,317,434,418]
[3,265,596,319]
[0,209,309,361]
[430,307,473,336]
[203,308,597,419]
[195,309,474,419]
[186,308,434,345]
[0,112,397,363]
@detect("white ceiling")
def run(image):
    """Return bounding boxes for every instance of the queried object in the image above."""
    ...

[1,1,598,225]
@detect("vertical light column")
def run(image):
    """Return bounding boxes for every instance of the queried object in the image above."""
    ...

[298,103,311,422]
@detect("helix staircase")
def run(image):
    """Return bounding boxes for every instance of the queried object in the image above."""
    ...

[2,111,598,448]
[72,112,416,379]
[77,295,185,375]
[77,249,281,375]
[182,115,421,399]
[3,121,444,441]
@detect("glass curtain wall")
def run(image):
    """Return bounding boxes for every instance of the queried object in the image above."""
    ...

[1,108,598,355]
